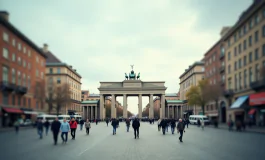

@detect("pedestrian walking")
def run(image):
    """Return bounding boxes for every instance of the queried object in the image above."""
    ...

[111,118,118,135]
[197,119,201,127]
[177,119,185,142]
[37,119,43,139]
[106,119,109,127]
[44,119,50,136]
[170,119,176,134]
[157,119,161,131]
[160,119,167,135]
[185,118,190,128]
[85,119,91,135]
[69,118,77,140]
[132,118,140,139]
[14,119,20,134]
[60,119,70,144]
[51,117,61,145]
[228,118,234,131]
[80,119,84,131]
[201,120,205,130]
[126,118,130,132]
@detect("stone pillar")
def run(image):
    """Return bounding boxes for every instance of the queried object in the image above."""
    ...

[111,94,116,118]
[176,106,179,119]
[172,106,175,119]
[91,106,94,119]
[168,106,170,118]
[95,106,98,119]
[180,105,183,118]
[149,94,154,119]
[161,94,165,118]
[123,94,127,118]
[100,94,104,120]
[86,106,88,120]
[138,94,142,118]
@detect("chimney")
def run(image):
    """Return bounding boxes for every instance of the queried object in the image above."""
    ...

[0,11,9,21]
[43,43,48,53]
[74,69,76,72]
[70,66,72,68]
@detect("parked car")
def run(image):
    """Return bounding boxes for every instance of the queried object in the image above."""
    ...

[21,119,33,127]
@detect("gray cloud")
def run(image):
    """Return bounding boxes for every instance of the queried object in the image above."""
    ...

[0,0,251,114]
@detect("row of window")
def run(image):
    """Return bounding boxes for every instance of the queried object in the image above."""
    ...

[228,53,265,74]
[2,66,44,88]
[228,62,265,91]
[227,9,265,47]
[206,105,218,111]
[227,37,265,62]
[2,33,44,66]
[2,48,45,71]
[2,93,31,108]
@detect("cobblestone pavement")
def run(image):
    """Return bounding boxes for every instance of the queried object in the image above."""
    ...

[0,122,265,160]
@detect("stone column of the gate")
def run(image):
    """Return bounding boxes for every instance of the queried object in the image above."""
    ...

[111,94,116,118]
[161,94,165,118]
[91,106,94,120]
[123,94,127,118]
[138,94,142,118]
[100,94,105,120]
[95,106,98,119]
[149,94,154,119]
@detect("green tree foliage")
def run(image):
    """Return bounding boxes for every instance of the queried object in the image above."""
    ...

[185,79,211,115]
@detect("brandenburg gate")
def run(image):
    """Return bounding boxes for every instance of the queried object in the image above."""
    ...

[98,65,167,119]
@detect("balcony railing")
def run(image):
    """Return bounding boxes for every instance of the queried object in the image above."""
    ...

[220,53,225,59]
[250,79,265,91]
[223,89,234,97]
[0,81,16,92]
[15,86,28,95]
[219,66,225,73]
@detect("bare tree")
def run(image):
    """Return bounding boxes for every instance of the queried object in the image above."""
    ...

[54,83,72,116]
[46,85,55,114]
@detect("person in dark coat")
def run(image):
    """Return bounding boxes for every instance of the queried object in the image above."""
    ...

[170,119,176,134]
[160,119,167,135]
[80,119,84,131]
[132,118,140,139]
[106,119,109,127]
[111,118,118,135]
[44,119,50,136]
[126,118,131,132]
[51,117,61,145]
[37,119,43,139]
[177,119,185,142]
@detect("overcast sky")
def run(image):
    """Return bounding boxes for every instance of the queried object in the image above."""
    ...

[1,0,252,114]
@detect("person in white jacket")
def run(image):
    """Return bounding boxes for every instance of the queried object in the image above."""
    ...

[201,120,205,130]
[157,119,161,131]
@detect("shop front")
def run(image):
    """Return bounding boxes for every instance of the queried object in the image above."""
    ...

[249,92,265,126]
[206,112,218,123]
[228,95,249,122]
[1,107,24,127]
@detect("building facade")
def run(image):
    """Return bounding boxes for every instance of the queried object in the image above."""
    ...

[223,0,265,125]
[43,44,82,115]
[203,27,232,123]
[179,61,205,116]
[0,11,46,127]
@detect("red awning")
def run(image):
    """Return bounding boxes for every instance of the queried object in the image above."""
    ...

[248,109,256,115]
[3,107,23,114]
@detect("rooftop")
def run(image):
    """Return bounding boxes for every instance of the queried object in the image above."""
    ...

[0,11,47,58]
[179,61,204,79]
[166,100,184,104]
[81,100,99,104]
[165,93,178,97]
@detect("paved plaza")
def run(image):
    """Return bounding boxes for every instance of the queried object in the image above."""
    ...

[0,122,265,160]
